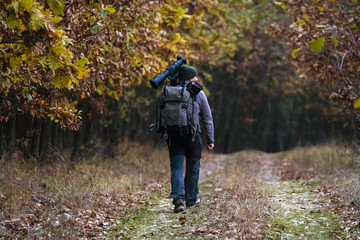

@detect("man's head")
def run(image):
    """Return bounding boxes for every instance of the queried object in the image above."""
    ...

[179,65,197,81]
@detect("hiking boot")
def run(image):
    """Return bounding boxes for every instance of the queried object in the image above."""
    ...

[187,196,203,208]
[174,199,185,213]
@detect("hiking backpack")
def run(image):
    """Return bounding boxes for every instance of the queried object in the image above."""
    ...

[155,84,197,136]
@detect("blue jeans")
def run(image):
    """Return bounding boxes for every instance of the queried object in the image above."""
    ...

[168,133,202,206]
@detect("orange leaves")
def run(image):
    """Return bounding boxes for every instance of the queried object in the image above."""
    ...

[0,0,269,130]
[43,98,82,130]
[272,0,360,116]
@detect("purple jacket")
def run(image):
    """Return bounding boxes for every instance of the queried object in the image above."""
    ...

[193,91,215,144]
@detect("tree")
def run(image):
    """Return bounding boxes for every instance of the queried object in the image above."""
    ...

[115,0,354,153]
[0,0,264,156]
[0,0,258,130]
[270,0,360,118]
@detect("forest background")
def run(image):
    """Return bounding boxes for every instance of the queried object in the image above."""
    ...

[0,0,359,158]
[1,0,360,238]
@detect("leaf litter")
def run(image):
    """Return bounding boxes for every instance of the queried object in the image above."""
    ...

[111,154,229,239]
[2,146,360,239]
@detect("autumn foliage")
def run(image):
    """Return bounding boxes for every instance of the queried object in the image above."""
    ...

[1,0,358,157]
[0,0,253,130]
[270,0,360,118]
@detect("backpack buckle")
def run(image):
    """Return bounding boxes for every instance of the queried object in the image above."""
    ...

[149,123,156,132]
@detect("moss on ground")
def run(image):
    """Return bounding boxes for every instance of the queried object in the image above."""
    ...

[109,182,218,239]
[109,152,360,239]
[265,180,360,239]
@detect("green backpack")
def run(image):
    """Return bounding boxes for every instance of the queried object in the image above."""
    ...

[156,84,196,136]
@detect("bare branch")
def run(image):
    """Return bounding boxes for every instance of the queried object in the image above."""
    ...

[334,4,341,25]
[340,52,349,71]
[350,29,359,50]
[75,29,107,43]
[343,42,360,60]
[334,43,340,68]
[348,26,360,56]
[323,50,360,97]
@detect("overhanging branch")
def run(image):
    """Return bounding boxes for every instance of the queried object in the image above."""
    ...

[0,39,24,45]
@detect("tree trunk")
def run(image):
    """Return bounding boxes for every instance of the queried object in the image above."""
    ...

[71,100,92,161]
[0,122,3,158]
[23,115,34,158]
[51,122,58,148]
[38,118,49,162]
[8,110,16,152]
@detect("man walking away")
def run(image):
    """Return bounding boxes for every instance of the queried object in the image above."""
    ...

[166,65,215,213]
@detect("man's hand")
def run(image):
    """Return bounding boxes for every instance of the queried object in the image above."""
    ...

[207,143,214,150]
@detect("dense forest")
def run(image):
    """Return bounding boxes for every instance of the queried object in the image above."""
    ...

[0,0,359,158]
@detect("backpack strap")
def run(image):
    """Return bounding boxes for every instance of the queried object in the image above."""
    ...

[162,85,167,97]
[186,83,197,141]
[180,84,186,96]
[168,135,171,146]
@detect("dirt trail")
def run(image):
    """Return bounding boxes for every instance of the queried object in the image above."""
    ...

[111,152,360,239]
[260,153,360,239]
[199,154,227,181]
[111,153,228,239]
[259,153,282,182]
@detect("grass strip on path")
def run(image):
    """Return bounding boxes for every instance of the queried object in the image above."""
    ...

[108,153,226,239]
[110,152,269,239]
[263,153,360,239]
[109,180,220,239]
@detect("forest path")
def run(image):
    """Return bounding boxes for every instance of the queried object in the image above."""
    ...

[109,152,360,239]
[260,154,360,239]
[109,153,228,239]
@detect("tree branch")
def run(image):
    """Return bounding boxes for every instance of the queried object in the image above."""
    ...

[340,52,349,71]
[323,50,360,97]
[343,42,360,59]
[348,23,359,55]
[75,29,107,44]
[0,39,24,45]
[334,4,341,26]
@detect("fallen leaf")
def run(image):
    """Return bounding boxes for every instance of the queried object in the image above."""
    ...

[179,216,188,225]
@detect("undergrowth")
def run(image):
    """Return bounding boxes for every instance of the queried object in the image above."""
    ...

[2,141,357,239]
[109,151,269,239]
[0,141,169,239]
[278,143,360,207]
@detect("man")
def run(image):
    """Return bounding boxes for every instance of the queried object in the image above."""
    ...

[168,65,215,213]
